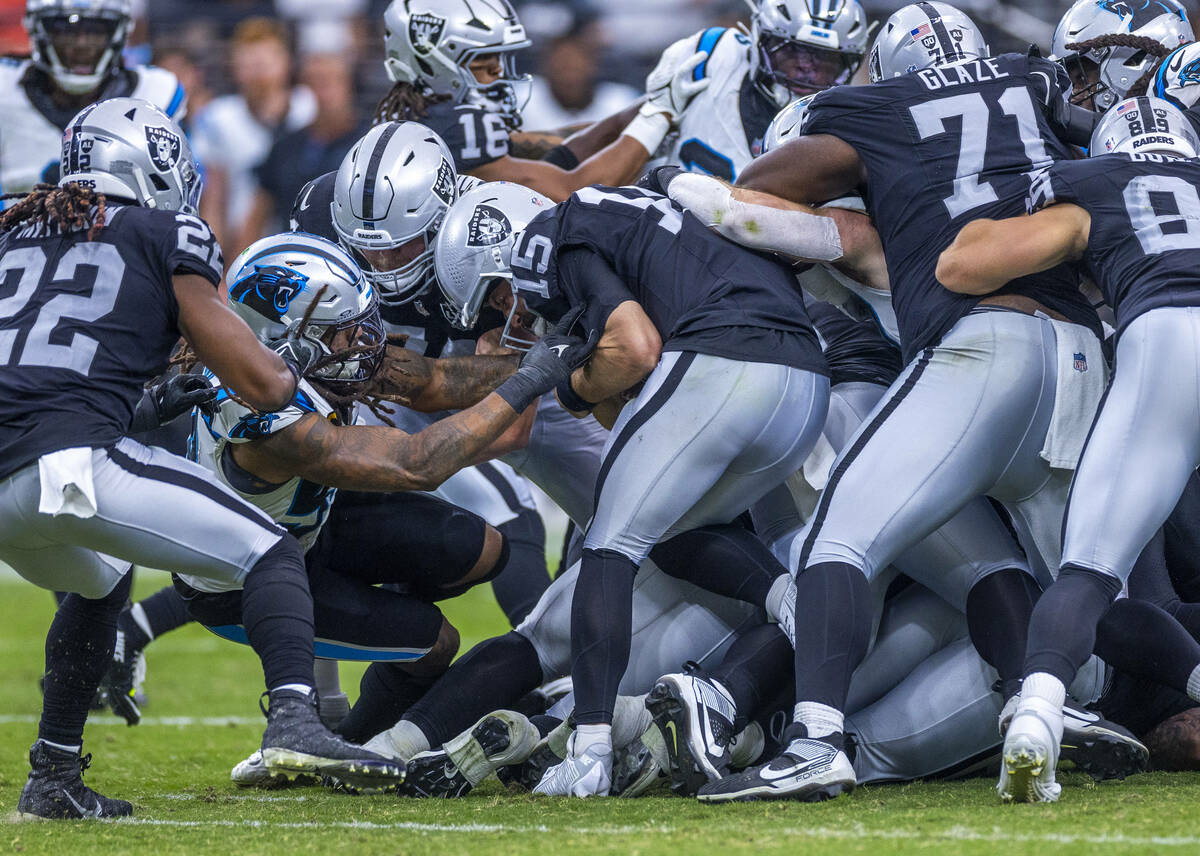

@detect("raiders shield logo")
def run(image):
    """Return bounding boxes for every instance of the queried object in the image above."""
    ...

[466,204,511,248]
[409,12,446,56]
[433,159,455,205]
[145,126,181,172]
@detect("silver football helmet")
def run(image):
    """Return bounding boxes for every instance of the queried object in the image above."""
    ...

[762,95,818,154]
[868,2,988,82]
[1053,0,1192,112]
[1090,94,1199,158]
[25,0,131,95]
[747,0,871,106]
[383,0,531,128]
[59,97,201,215]
[435,181,553,350]
[227,233,385,392]
[331,121,459,306]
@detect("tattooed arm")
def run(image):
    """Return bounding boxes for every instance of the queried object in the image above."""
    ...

[368,345,521,412]
[230,393,528,492]
[508,131,565,160]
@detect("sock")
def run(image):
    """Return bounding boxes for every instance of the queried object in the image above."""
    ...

[135,585,192,639]
[764,575,793,626]
[383,719,431,760]
[611,694,652,750]
[530,713,564,737]
[336,663,436,744]
[570,549,638,726]
[1023,565,1122,686]
[729,722,765,768]
[1020,672,1066,709]
[793,701,843,741]
[966,568,1040,698]
[491,510,551,626]
[124,604,153,649]
[38,573,132,747]
[573,723,612,755]
[314,659,342,697]
[272,683,313,696]
[404,631,544,747]
[1095,598,1200,697]
[650,523,784,609]
[792,561,873,710]
[709,623,793,731]
[241,536,316,691]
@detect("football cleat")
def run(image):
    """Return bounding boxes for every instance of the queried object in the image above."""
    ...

[999,696,1149,781]
[258,689,404,790]
[770,577,797,648]
[230,748,319,789]
[697,731,855,803]
[533,738,613,797]
[100,628,142,726]
[399,710,539,798]
[17,741,133,820]
[646,672,737,796]
[999,701,1062,803]
[610,734,662,797]
[497,735,565,791]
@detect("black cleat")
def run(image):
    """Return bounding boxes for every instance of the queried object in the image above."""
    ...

[17,741,133,820]
[400,711,538,798]
[697,727,855,804]
[259,689,404,791]
[646,672,737,796]
[1058,708,1149,781]
[100,628,142,726]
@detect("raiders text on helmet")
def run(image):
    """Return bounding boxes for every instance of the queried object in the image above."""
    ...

[59,97,201,215]
[868,2,988,82]
[383,0,531,128]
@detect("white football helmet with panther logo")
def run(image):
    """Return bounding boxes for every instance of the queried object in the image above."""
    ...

[1053,0,1192,112]
[59,97,201,215]
[748,0,872,106]
[868,2,988,82]
[383,0,531,127]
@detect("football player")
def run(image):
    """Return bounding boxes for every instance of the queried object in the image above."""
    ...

[376,0,709,200]
[938,96,1200,801]
[3,98,400,819]
[0,0,186,198]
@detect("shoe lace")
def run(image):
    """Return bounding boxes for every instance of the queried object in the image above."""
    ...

[78,752,92,776]
[258,691,270,719]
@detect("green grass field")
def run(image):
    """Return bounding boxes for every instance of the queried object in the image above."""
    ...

[4,573,1200,855]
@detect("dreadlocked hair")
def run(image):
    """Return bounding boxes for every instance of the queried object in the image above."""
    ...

[0,183,108,241]
[1066,34,1176,99]
[171,284,402,425]
[374,81,451,124]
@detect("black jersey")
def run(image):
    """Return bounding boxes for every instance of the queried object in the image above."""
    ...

[419,100,510,173]
[1028,152,1200,333]
[0,205,223,479]
[510,185,827,374]
[808,298,902,389]
[802,53,1099,362]
[289,171,479,357]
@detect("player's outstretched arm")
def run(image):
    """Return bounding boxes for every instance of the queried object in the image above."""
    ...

[369,343,522,413]
[173,274,297,413]
[937,204,1091,295]
[737,134,867,206]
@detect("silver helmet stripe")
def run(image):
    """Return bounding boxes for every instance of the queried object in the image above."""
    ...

[916,1,963,64]
[362,122,401,225]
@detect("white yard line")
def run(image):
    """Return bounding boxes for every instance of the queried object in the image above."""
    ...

[0,714,261,726]
[96,817,1200,846]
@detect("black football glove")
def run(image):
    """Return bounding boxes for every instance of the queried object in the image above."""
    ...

[130,373,218,433]
[269,330,321,381]
[495,303,599,412]
[637,164,686,196]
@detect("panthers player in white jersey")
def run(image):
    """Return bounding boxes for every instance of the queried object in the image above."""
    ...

[0,0,186,199]
[662,0,870,182]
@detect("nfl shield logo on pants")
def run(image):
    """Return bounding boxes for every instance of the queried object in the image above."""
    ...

[1073,352,1088,372]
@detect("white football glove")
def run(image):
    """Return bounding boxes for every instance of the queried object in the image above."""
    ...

[644,35,712,122]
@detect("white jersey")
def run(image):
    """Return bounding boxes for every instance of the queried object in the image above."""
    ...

[667,27,781,182]
[190,376,350,585]
[0,59,186,198]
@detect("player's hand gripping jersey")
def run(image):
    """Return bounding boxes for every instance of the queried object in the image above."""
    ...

[801,52,1099,360]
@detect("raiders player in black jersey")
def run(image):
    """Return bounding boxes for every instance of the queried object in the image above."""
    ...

[939,95,1200,801]
[375,0,711,200]
[694,2,1108,803]
[1,98,407,819]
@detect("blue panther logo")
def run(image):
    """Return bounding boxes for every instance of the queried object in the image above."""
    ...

[229,265,309,321]
[1179,58,1200,85]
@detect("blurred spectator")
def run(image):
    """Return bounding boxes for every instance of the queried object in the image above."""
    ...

[521,23,639,131]
[0,0,26,55]
[191,17,315,256]
[239,50,368,251]
[153,44,214,131]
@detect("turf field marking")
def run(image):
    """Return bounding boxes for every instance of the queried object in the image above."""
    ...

[103,818,1200,845]
[163,794,312,802]
[0,714,261,726]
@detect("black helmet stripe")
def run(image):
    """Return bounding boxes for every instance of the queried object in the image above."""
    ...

[66,103,100,176]
[362,122,400,223]
[1136,95,1155,130]
[916,2,964,64]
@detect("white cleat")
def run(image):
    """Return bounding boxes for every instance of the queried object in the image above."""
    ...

[769,577,797,648]
[999,701,1062,803]
[533,738,613,797]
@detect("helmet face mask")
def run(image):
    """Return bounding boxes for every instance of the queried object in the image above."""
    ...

[748,0,870,106]
[758,37,858,98]
[25,0,132,95]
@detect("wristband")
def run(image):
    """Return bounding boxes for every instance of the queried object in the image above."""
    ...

[556,376,595,413]
[621,108,671,156]
[542,143,581,170]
